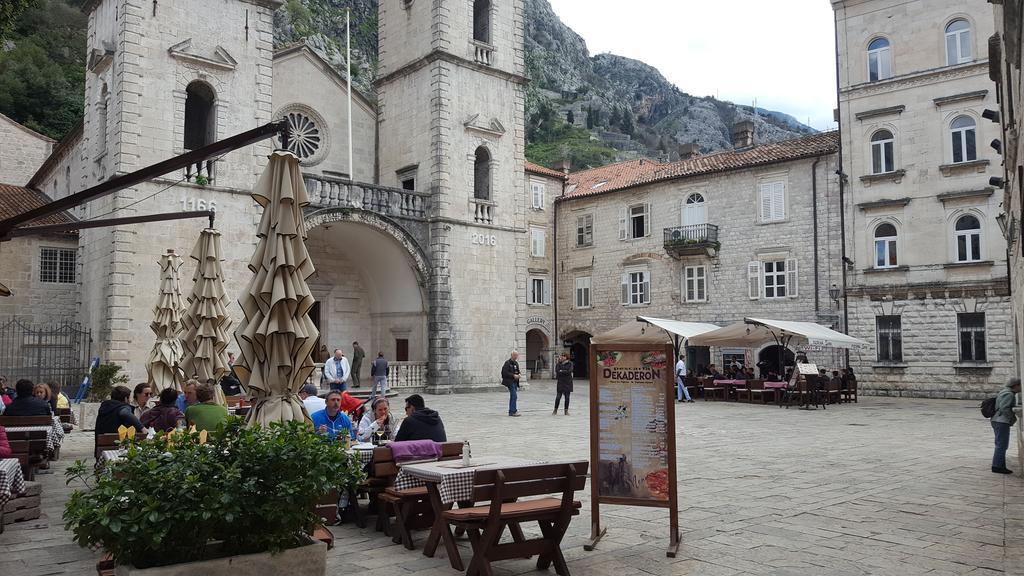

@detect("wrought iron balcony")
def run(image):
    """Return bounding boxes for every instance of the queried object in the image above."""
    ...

[663,224,720,258]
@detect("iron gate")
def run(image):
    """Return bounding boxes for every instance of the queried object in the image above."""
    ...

[0,318,93,395]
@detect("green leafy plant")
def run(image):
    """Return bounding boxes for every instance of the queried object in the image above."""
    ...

[194,174,209,186]
[87,363,130,401]
[64,419,365,569]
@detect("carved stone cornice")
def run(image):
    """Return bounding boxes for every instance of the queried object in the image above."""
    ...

[840,62,989,99]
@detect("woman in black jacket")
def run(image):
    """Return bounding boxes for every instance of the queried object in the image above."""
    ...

[553,353,574,415]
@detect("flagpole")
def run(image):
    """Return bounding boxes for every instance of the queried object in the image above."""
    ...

[346,8,354,181]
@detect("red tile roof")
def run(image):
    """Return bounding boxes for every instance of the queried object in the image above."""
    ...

[524,161,567,180]
[0,183,76,231]
[564,158,665,199]
[562,131,838,200]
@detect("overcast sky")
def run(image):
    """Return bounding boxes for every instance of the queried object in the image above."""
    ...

[546,0,838,131]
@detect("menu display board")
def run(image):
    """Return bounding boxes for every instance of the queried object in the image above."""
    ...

[587,343,679,557]
[595,349,670,502]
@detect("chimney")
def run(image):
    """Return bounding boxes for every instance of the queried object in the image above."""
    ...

[731,120,755,149]
[552,158,571,177]
[677,143,701,160]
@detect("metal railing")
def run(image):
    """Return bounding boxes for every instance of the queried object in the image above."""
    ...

[663,223,719,245]
[303,174,429,219]
[0,318,92,394]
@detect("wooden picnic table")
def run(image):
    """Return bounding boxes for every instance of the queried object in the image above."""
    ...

[4,416,65,453]
[395,456,541,571]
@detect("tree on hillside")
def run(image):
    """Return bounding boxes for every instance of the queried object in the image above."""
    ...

[609,106,621,128]
[585,106,594,129]
[620,110,634,136]
[0,0,33,42]
[566,109,575,126]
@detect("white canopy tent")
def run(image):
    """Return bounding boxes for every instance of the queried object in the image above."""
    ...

[687,317,867,350]
[592,316,721,353]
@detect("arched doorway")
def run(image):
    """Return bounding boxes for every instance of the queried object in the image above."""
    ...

[758,345,795,379]
[525,328,549,378]
[563,330,592,378]
[304,217,429,385]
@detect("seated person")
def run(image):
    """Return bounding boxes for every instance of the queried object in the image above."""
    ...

[141,388,185,432]
[130,383,152,419]
[32,383,56,415]
[176,380,199,413]
[95,385,145,435]
[219,355,242,396]
[696,364,710,377]
[395,394,447,442]
[830,370,844,391]
[310,390,355,442]
[300,383,326,416]
[745,367,756,380]
[184,383,229,432]
[766,371,782,382]
[357,397,398,443]
[5,379,54,417]
[732,368,747,381]
[708,364,724,379]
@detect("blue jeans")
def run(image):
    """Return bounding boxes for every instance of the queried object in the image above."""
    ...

[992,421,1011,470]
[676,376,692,401]
[372,376,388,398]
[330,380,347,393]
[508,383,518,415]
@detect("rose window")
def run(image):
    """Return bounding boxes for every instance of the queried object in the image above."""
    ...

[284,111,322,160]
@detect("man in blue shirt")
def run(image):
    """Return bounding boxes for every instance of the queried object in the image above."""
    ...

[310,390,354,442]
[175,380,199,414]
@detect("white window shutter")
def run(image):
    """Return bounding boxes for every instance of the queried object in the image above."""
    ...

[759,185,771,222]
[747,261,761,300]
[643,202,652,237]
[619,207,627,240]
[774,183,786,221]
[544,279,551,305]
[643,271,651,304]
[621,273,629,304]
[786,258,799,298]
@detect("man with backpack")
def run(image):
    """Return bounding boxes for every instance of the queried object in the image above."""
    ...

[987,378,1021,474]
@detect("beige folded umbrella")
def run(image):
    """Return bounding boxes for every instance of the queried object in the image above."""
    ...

[146,250,186,392]
[235,150,320,426]
[178,228,232,406]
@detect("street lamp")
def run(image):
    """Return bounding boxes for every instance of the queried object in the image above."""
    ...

[829,284,841,309]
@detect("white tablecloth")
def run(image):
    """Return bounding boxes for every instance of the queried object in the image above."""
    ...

[0,458,25,510]
[5,416,65,452]
[394,456,541,504]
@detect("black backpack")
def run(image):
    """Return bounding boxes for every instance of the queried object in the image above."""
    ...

[980,397,997,419]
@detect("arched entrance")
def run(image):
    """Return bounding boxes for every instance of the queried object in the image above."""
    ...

[525,328,549,378]
[563,330,592,378]
[758,345,795,379]
[304,211,430,386]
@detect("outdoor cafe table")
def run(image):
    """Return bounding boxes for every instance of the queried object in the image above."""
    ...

[5,415,65,453]
[394,456,541,570]
[0,457,26,511]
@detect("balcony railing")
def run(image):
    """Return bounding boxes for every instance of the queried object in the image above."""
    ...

[303,174,429,219]
[389,361,428,388]
[471,40,494,66]
[663,224,720,258]
[470,198,495,224]
[183,153,216,185]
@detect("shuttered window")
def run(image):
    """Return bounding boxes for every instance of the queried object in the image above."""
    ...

[620,269,650,306]
[758,181,786,223]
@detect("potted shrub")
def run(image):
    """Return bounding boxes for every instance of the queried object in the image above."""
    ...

[76,363,131,431]
[64,419,364,575]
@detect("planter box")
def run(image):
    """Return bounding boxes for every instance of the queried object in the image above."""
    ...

[74,402,101,431]
[113,540,326,576]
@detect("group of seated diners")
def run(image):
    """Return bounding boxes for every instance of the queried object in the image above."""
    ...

[94,380,229,437]
[302,386,447,444]
[689,363,858,389]
[0,378,71,416]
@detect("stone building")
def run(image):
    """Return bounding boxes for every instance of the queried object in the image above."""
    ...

[0,113,54,186]
[555,130,842,377]
[2,0,553,391]
[524,161,566,378]
[833,0,1013,398]
[991,3,1024,374]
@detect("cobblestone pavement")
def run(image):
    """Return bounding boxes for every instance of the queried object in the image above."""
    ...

[1,382,1022,575]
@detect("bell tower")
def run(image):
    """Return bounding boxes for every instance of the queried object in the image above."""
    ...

[377,0,528,388]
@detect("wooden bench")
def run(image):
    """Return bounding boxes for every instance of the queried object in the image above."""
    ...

[702,379,726,401]
[376,441,464,548]
[7,439,46,481]
[94,433,120,462]
[841,378,858,403]
[441,461,589,576]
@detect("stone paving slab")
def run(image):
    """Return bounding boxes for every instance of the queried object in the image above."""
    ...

[1,383,1021,575]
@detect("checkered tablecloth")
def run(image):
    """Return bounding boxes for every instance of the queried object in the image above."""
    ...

[5,416,65,452]
[0,458,26,510]
[351,448,375,465]
[99,450,125,465]
[394,456,541,505]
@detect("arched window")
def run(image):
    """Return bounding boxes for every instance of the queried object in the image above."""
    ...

[874,222,898,268]
[955,215,981,262]
[473,146,491,200]
[870,130,895,174]
[682,192,707,227]
[184,81,216,151]
[867,37,891,81]
[97,83,108,152]
[473,0,491,44]
[950,115,977,163]
[945,19,971,65]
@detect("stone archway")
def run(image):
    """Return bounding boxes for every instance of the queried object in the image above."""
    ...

[758,345,795,379]
[525,327,549,378]
[562,330,592,378]
[304,208,432,389]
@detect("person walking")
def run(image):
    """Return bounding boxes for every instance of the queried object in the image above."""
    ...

[502,351,522,417]
[675,354,693,403]
[991,377,1021,474]
[324,349,348,392]
[370,352,389,398]
[553,352,573,415]
[351,341,365,388]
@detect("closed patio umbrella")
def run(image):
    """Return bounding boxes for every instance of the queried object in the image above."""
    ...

[234,150,320,426]
[146,250,186,392]
[178,228,232,406]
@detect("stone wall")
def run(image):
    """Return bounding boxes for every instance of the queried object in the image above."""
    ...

[0,114,53,186]
[0,234,80,324]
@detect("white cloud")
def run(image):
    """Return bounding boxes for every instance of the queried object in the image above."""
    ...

[546,0,838,130]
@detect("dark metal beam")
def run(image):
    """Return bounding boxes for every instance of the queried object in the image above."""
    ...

[0,119,286,238]
[7,210,215,237]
